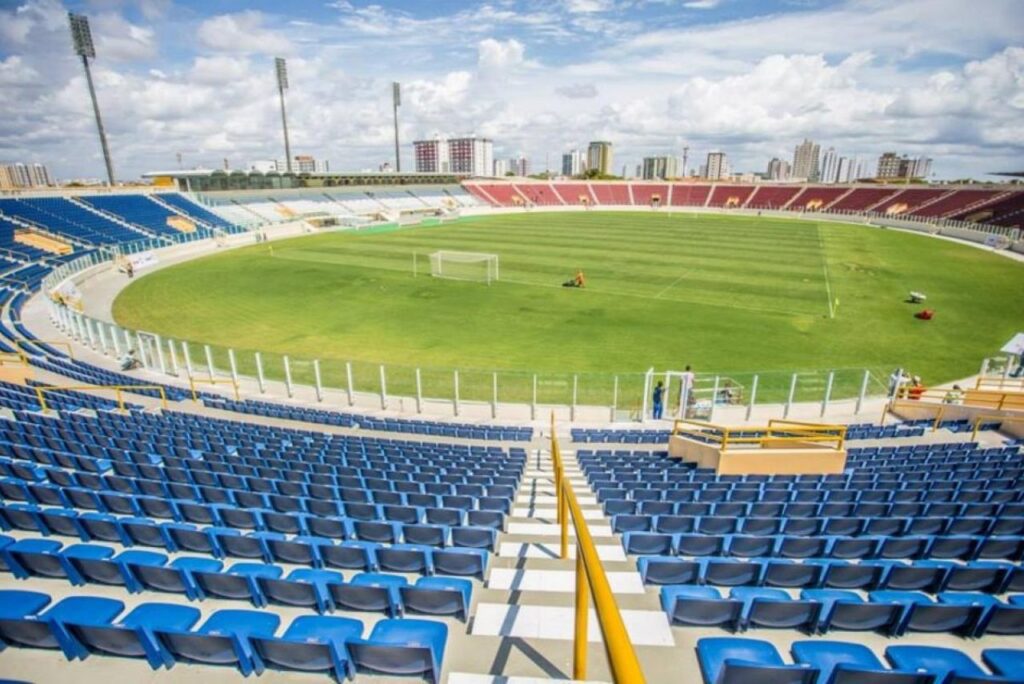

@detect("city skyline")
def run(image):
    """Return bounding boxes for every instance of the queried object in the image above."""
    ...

[0,0,1021,182]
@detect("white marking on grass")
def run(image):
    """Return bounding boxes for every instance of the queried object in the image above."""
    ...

[653,273,687,299]
[816,224,836,319]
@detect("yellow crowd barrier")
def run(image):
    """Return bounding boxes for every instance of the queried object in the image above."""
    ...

[550,414,646,683]
[15,339,75,360]
[888,385,1024,424]
[975,376,1024,392]
[34,384,168,413]
[188,374,240,402]
[971,413,1024,441]
[0,350,28,367]
[672,418,846,452]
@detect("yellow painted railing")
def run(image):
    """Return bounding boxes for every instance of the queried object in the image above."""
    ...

[15,339,75,360]
[35,384,168,413]
[889,385,1024,417]
[551,414,645,683]
[971,413,1024,441]
[0,350,28,367]
[672,418,846,451]
[188,374,240,402]
[975,376,1024,392]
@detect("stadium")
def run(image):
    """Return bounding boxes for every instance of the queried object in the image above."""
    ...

[1,2,1024,684]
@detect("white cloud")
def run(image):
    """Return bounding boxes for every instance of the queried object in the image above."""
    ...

[0,55,39,85]
[556,82,599,98]
[683,1,723,8]
[478,38,526,71]
[197,11,291,55]
[92,13,158,61]
[564,0,617,13]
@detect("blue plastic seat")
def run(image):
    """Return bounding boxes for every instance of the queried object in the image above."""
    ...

[0,596,124,658]
[258,568,344,614]
[700,557,763,587]
[250,615,363,680]
[762,560,823,588]
[938,593,1024,637]
[451,525,497,550]
[432,547,488,578]
[193,562,282,605]
[623,531,674,555]
[981,649,1024,680]
[732,587,820,632]
[696,637,818,684]
[346,618,447,684]
[400,577,473,620]
[791,640,935,684]
[64,602,200,669]
[328,572,407,616]
[885,645,998,684]
[155,608,279,676]
[638,556,700,585]
[377,543,433,574]
[801,589,901,635]
[869,591,983,636]
[661,585,742,630]
[129,556,222,600]
[321,541,379,571]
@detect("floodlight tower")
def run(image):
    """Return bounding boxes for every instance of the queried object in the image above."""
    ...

[392,82,402,172]
[68,13,115,186]
[275,57,292,173]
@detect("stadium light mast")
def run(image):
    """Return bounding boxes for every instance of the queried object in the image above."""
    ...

[68,12,115,186]
[275,57,292,173]
[392,82,402,172]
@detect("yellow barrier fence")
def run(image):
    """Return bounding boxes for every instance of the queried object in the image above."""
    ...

[671,418,846,452]
[15,339,75,360]
[975,376,1024,392]
[888,386,1024,422]
[35,384,168,412]
[0,350,28,367]
[550,413,646,683]
[188,374,240,402]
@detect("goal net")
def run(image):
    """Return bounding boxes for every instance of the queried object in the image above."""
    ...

[424,250,499,284]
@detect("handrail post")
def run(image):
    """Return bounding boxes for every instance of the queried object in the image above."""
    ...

[784,373,797,418]
[560,479,569,559]
[573,549,589,680]
[415,368,423,414]
[855,369,870,414]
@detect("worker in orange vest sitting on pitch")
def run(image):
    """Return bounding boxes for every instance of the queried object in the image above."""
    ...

[563,270,586,288]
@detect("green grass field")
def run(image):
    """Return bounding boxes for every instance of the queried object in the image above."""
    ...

[113,212,1024,405]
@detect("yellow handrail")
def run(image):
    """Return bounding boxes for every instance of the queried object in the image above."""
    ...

[15,339,75,360]
[975,376,1024,391]
[551,413,646,683]
[188,373,240,402]
[970,413,1024,441]
[34,384,168,412]
[0,350,28,366]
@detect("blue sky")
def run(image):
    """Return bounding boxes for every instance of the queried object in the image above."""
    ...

[0,0,1022,180]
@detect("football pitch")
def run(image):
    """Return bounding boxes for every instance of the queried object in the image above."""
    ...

[113,211,1024,403]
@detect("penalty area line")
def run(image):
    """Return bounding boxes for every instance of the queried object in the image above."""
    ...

[653,273,687,299]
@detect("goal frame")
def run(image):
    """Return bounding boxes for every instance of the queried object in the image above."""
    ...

[415,250,500,285]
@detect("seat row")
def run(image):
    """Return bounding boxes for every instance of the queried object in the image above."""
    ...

[622,530,1024,561]
[697,637,1022,684]
[637,555,1024,594]
[1,539,473,618]
[604,498,1019,519]
[663,586,1024,637]
[595,484,1024,504]
[0,513,492,576]
[0,591,447,684]
[612,513,1024,537]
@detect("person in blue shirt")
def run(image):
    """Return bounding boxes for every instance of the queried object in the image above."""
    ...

[652,381,665,419]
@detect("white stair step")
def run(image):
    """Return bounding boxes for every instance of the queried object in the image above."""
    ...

[498,542,626,561]
[471,603,675,646]
[512,507,604,520]
[449,675,607,684]
[507,522,614,538]
[487,568,644,594]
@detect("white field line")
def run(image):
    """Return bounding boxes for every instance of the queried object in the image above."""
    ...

[816,223,836,319]
[653,273,687,299]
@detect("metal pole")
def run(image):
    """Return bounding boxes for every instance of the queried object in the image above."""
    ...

[135,333,150,369]
[345,362,354,406]
[492,372,498,419]
[571,374,578,422]
[228,349,239,386]
[80,55,115,185]
[182,341,193,377]
[85,318,97,348]
[110,325,122,357]
[392,81,401,172]
[167,340,179,375]
[821,370,834,417]
[784,373,797,418]
[379,364,387,410]
[709,375,720,422]
[855,369,870,414]
[453,370,460,416]
[573,550,589,680]
[980,358,990,377]
[415,368,423,413]
[97,323,109,356]
[276,61,292,173]
[531,374,537,420]
[283,355,293,397]
[745,374,758,422]
[204,344,215,377]
[611,375,618,422]
[254,352,265,393]
[641,368,652,422]
[153,334,167,374]
[313,359,323,402]
[121,328,132,353]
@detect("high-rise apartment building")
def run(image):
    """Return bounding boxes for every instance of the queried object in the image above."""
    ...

[507,156,530,177]
[766,157,791,180]
[587,141,613,175]
[641,156,679,180]
[792,139,821,181]
[561,150,586,176]
[0,162,54,189]
[413,137,451,174]
[819,147,840,184]
[876,153,932,179]
[705,152,729,180]
[415,136,492,176]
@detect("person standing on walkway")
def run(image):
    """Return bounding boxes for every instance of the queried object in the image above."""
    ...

[652,381,665,419]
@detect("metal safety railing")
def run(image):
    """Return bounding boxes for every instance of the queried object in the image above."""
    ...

[671,418,846,451]
[975,376,1024,392]
[34,384,168,413]
[0,350,29,367]
[889,385,1024,415]
[550,414,646,683]
[188,373,240,402]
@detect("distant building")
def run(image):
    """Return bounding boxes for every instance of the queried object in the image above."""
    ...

[561,150,586,176]
[450,137,493,176]
[792,138,820,181]
[705,152,729,180]
[0,161,54,189]
[766,157,791,181]
[641,156,679,180]
[877,153,932,179]
[587,141,613,175]
[507,156,529,177]
[819,148,839,184]
[248,157,328,174]
[836,157,852,184]
[493,159,508,176]
[413,137,451,174]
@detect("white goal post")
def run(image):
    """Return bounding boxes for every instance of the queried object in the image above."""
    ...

[415,250,500,285]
